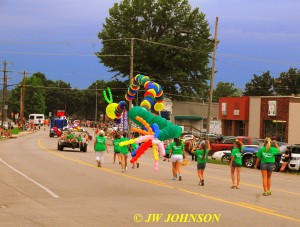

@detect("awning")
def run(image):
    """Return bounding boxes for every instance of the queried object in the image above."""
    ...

[174,116,203,120]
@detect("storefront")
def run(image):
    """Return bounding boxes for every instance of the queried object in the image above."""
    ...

[219,97,249,136]
[219,96,300,144]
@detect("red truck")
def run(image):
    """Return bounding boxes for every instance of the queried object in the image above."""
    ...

[210,136,260,155]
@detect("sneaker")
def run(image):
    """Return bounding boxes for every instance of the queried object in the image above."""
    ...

[163,159,166,162]
[171,177,176,180]
[201,180,204,186]
[137,163,139,168]
[267,191,271,195]
[97,162,100,168]
[122,169,124,172]
[179,176,182,181]
[132,166,135,169]
[262,192,268,196]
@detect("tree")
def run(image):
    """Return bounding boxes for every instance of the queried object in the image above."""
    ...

[97,0,214,100]
[243,71,274,96]
[274,68,300,96]
[213,82,238,101]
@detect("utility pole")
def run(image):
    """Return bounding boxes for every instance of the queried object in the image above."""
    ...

[207,17,218,134]
[128,38,134,134]
[95,82,98,122]
[1,60,13,127]
[18,70,30,128]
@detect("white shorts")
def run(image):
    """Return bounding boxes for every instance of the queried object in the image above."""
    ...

[171,154,183,163]
[95,152,105,163]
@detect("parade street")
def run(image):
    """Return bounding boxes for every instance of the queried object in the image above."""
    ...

[0,129,299,227]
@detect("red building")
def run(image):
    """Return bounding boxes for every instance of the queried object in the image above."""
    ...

[219,97,250,136]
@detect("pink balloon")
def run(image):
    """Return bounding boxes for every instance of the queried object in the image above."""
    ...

[158,142,165,156]
[136,135,154,144]
[154,167,158,172]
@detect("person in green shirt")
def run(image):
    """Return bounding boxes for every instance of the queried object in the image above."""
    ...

[191,140,211,186]
[94,130,108,167]
[170,137,186,181]
[130,138,139,169]
[255,138,279,196]
[119,132,129,172]
[66,131,75,143]
[230,140,244,189]
[113,133,121,164]
[163,140,172,162]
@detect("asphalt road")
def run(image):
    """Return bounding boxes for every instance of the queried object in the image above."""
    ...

[0,127,299,227]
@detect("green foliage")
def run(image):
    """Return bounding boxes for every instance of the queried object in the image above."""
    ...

[97,0,214,100]
[213,82,238,101]
[274,68,300,96]
[243,71,275,96]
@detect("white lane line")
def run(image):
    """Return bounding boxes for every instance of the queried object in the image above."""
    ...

[0,158,59,198]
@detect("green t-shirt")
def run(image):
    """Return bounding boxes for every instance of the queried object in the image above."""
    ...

[94,136,106,152]
[194,149,210,164]
[165,144,172,155]
[119,137,129,154]
[256,146,279,164]
[77,136,83,142]
[231,146,244,165]
[131,142,138,151]
[67,133,74,140]
[170,142,184,155]
[113,139,121,152]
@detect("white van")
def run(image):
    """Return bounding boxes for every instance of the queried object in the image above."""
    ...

[29,114,45,125]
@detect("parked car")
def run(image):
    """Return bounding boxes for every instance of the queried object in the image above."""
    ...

[280,145,300,171]
[211,150,231,162]
[210,136,260,155]
[212,145,259,167]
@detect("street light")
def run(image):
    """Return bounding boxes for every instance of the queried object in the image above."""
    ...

[179,18,219,134]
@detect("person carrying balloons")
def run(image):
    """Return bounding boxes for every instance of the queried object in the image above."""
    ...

[94,130,108,168]
[112,133,121,164]
[191,140,211,186]
[170,137,186,181]
[119,132,130,172]
[130,140,139,169]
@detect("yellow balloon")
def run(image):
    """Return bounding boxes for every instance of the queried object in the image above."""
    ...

[106,103,118,119]
[154,102,164,112]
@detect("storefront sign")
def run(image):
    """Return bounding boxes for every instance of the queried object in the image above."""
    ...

[268,101,277,116]
[221,102,227,115]
[234,110,240,116]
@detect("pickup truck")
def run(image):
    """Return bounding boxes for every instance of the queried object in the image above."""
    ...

[210,136,260,155]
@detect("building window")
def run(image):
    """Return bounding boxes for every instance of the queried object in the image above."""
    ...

[264,120,286,142]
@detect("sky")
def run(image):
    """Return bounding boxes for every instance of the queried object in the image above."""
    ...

[1,0,300,91]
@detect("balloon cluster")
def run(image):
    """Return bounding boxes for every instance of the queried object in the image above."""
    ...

[52,127,62,136]
[125,74,164,112]
[103,87,128,120]
[129,106,181,141]
[120,116,165,172]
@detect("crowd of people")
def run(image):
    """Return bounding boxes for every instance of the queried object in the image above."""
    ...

[92,128,283,196]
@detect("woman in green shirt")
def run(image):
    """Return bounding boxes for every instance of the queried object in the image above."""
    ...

[170,138,186,181]
[120,132,129,172]
[113,133,121,164]
[94,130,108,168]
[191,140,211,186]
[255,138,279,196]
[230,140,244,189]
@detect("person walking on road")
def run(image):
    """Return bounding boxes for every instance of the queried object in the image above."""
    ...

[191,140,211,186]
[119,132,129,172]
[94,130,108,168]
[230,140,244,189]
[113,133,121,164]
[170,137,186,181]
[255,138,279,196]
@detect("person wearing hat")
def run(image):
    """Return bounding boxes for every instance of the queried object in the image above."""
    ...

[94,130,108,167]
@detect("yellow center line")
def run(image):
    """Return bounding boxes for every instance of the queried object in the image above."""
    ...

[178,189,300,223]
[145,160,300,196]
[38,139,300,223]
[237,202,277,213]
